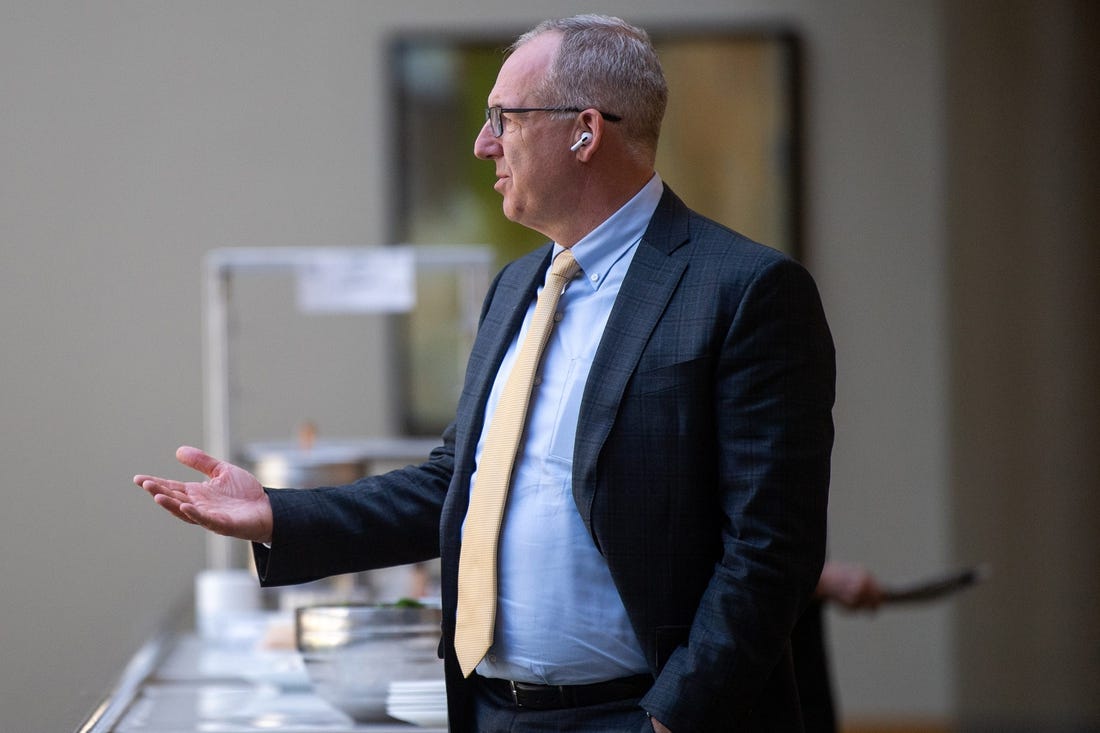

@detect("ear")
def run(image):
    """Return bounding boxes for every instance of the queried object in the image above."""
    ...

[572,108,604,160]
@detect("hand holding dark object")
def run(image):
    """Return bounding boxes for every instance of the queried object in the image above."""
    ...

[816,561,989,611]
[134,445,274,544]
[815,561,885,611]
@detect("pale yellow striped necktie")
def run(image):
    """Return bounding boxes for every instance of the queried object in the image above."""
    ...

[454,249,582,677]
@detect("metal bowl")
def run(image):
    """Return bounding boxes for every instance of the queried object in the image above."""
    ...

[295,604,444,723]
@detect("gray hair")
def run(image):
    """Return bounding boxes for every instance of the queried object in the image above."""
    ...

[510,15,668,161]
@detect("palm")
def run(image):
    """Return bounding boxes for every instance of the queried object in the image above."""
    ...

[185,466,262,524]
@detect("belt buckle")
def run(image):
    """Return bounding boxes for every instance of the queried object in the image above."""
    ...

[508,680,521,707]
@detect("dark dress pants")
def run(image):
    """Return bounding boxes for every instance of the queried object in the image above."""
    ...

[472,675,653,733]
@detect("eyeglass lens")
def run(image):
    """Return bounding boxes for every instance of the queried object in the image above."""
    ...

[488,107,501,136]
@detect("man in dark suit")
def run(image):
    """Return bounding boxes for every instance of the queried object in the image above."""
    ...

[137,15,834,731]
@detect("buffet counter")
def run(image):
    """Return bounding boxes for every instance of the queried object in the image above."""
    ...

[76,611,446,733]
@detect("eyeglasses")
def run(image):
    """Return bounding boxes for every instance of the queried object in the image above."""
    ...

[484,106,622,137]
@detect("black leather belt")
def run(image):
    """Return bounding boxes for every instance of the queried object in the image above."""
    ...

[476,673,652,710]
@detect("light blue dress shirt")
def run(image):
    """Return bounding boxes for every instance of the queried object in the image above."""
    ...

[471,174,664,684]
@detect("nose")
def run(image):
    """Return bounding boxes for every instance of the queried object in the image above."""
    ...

[473,120,500,160]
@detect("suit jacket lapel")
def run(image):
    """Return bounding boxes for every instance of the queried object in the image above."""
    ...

[441,245,551,614]
[455,245,552,477]
[572,187,691,529]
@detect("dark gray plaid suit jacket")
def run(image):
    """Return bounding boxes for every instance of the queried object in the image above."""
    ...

[256,186,835,731]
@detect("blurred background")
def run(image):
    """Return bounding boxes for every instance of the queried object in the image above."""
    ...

[1,1,1096,731]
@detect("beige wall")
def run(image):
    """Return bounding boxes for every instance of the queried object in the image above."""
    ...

[1,2,1094,731]
[946,1,1100,730]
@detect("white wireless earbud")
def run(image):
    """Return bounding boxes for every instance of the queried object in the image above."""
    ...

[569,132,593,152]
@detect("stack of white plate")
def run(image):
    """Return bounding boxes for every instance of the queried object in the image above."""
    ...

[386,679,448,727]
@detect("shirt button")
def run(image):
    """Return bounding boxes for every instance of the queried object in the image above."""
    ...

[589,272,600,282]
[489,654,497,663]
[533,375,543,386]
[554,311,564,322]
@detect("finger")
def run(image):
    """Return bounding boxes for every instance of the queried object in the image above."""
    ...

[175,445,223,478]
[137,477,188,500]
[153,493,199,525]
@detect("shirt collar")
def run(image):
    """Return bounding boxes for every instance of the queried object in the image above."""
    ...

[553,173,663,291]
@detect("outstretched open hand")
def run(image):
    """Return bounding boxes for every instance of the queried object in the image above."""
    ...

[134,446,274,544]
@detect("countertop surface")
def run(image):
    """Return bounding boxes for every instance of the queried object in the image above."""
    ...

[79,613,447,733]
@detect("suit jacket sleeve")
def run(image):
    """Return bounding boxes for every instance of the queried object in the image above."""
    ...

[252,426,456,586]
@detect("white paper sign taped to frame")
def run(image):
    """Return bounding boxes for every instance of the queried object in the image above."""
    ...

[296,247,417,314]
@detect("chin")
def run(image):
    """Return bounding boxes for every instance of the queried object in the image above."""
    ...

[501,200,525,226]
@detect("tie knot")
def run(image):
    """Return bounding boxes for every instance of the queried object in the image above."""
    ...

[550,250,581,281]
